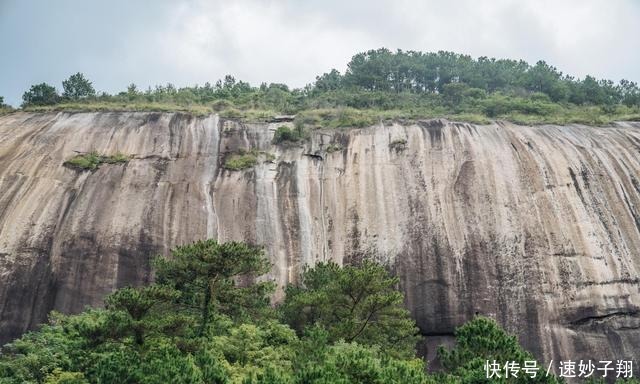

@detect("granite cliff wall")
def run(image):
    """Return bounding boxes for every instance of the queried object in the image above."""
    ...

[1,112,639,366]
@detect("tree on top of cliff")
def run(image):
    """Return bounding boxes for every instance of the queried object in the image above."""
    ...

[0,96,10,112]
[62,73,96,100]
[21,83,59,106]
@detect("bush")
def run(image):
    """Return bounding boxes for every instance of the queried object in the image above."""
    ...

[0,96,12,115]
[22,83,59,106]
[294,108,378,130]
[223,149,276,171]
[224,151,258,171]
[481,93,559,117]
[436,316,561,383]
[272,126,300,144]
[64,152,130,170]
[62,73,96,100]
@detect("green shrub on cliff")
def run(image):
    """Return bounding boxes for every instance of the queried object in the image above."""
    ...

[224,151,259,171]
[64,152,130,171]
[62,73,96,101]
[0,97,12,115]
[22,83,60,107]
[223,149,278,171]
[272,126,301,144]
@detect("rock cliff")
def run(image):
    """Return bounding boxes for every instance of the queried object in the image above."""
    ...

[1,112,639,366]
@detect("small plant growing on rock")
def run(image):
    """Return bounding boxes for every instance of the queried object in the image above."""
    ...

[64,151,130,171]
[102,152,130,164]
[224,149,277,171]
[325,143,343,153]
[272,126,300,144]
[389,138,407,152]
[224,150,258,171]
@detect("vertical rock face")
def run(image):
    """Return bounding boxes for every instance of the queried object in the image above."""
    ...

[1,112,640,366]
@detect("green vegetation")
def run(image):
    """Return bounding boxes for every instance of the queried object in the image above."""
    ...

[293,108,379,129]
[272,126,302,144]
[0,240,420,383]
[12,49,640,126]
[23,101,214,116]
[280,261,420,359]
[0,96,12,115]
[224,152,258,171]
[22,83,59,106]
[435,317,561,383]
[153,241,274,332]
[64,151,130,170]
[62,73,96,100]
[0,238,576,383]
[223,149,275,171]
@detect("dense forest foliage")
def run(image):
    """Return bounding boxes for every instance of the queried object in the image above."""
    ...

[0,240,573,384]
[8,49,640,126]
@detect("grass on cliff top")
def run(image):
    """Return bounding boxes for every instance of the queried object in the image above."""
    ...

[0,106,14,116]
[293,105,640,129]
[16,100,640,128]
[64,151,130,170]
[22,101,279,121]
[23,102,213,116]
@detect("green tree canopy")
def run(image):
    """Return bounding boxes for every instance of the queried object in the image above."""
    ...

[279,260,420,358]
[153,240,275,335]
[14,48,640,126]
[103,285,190,346]
[22,83,59,106]
[0,240,434,384]
[62,73,96,100]
[436,316,561,383]
[290,326,430,384]
[1,239,588,383]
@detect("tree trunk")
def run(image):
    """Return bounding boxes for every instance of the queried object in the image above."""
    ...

[199,284,212,337]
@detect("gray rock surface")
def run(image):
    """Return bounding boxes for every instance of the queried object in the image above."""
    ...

[1,112,639,367]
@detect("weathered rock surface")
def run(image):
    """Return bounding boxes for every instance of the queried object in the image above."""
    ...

[1,112,639,367]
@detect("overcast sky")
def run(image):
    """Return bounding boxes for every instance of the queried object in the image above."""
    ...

[1,0,639,106]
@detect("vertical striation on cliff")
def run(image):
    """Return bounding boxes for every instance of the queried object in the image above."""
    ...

[0,112,639,366]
